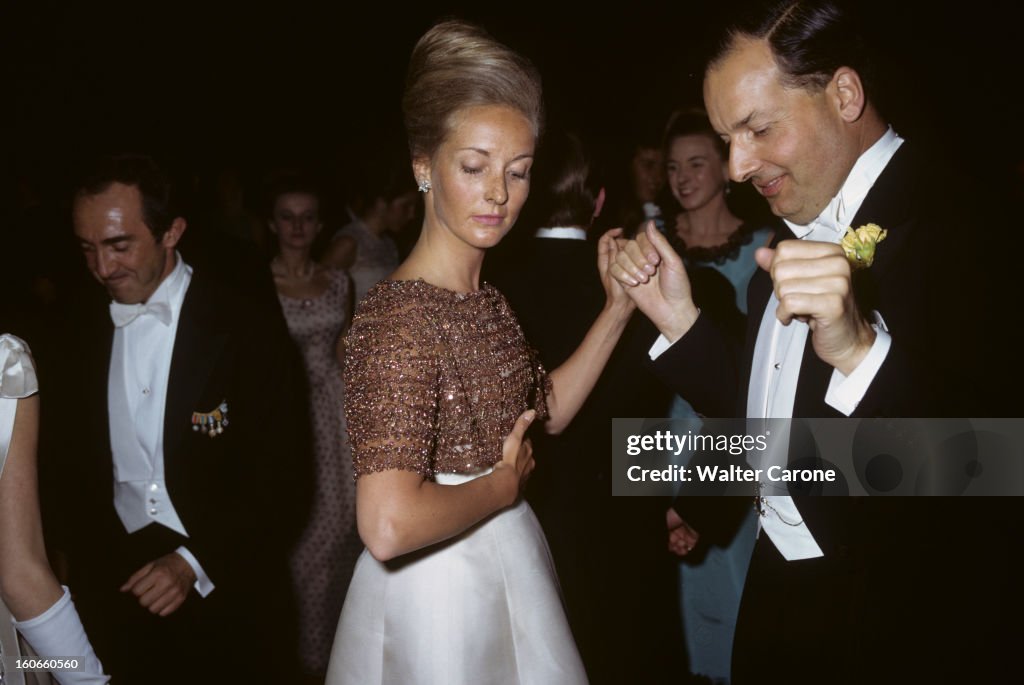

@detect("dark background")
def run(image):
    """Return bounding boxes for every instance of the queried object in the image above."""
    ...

[2,0,1022,337]
[3,1,1023,197]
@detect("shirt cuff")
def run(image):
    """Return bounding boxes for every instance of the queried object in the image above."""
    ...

[175,546,215,598]
[825,311,892,415]
[648,334,674,360]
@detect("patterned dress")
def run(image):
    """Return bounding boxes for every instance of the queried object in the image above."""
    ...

[278,268,362,675]
[327,279,587,685]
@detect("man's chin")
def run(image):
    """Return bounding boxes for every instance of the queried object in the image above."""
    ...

[105,285,141,305]
[770,202,816,226]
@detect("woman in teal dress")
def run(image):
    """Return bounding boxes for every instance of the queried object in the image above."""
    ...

[661,108,773,684]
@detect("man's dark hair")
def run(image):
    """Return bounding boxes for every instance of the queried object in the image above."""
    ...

[532,132,601,230]
[74,154,178,240]
[709,0,874,97]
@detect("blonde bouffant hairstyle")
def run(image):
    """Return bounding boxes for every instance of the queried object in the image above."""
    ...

[403,19,544,161]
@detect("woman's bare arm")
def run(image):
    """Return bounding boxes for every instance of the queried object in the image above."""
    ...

[544,229,635,434]
[0,394,64,619]
[356,410,535,561]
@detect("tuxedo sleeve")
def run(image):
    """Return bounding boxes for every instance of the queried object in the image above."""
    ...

[649,312,740,419]
[845,235,992,417]
[838,146,1012,418]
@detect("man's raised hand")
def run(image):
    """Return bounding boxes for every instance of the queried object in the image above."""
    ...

[608,222,701,343]
[756,240,876,376]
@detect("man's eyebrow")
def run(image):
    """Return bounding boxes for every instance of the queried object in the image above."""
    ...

[80,235,133,247]
[732,111,758,130]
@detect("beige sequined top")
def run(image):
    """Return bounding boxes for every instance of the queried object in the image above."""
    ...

[344,279,550,479]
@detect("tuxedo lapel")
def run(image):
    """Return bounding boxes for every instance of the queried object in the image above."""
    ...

[745,221,796,326]
[88,315,116,477]
[847,143,917,281]
[164,270,228,469]
[738,222,796,414]
[789,145,918,416]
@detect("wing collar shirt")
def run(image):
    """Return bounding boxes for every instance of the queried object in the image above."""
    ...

[652,127,903,560]
[108,252,214,596]
[534,226,588,241]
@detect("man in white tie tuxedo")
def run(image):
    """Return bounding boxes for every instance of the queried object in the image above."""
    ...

[42,155,308,683]
[611,1,1015,682]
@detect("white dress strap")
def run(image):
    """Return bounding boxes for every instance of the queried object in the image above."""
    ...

[0,335,39,400]
[0,334,38,481]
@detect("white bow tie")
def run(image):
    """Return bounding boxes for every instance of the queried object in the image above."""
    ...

[109,301,173,328]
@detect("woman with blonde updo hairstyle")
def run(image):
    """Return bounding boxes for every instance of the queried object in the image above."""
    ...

[326,19,634,684]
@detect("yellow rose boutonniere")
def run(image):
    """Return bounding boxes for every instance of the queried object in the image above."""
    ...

[841,223,887,270]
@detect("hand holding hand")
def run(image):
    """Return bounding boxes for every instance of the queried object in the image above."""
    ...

[666,507,700,557]
[597,228,636,316]
[120,552,197,617]
[492,409,537,507]
[756,240,875,376]
[610,222,700,342]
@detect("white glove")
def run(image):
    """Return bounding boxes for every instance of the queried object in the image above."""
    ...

[12,586,110,685]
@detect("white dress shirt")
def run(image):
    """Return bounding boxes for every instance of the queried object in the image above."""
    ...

[108,252,214,596]
[653,128,903,560]
[534,226,588,241]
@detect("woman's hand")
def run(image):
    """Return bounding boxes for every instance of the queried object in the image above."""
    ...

[491,409,536,507]
[598,228,636,316]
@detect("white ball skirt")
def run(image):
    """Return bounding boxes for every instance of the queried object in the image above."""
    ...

[326,471,588,685]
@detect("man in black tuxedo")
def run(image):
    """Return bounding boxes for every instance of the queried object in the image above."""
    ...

[42,155,308,683]
[611,1,1015,682]
[491,132,677,683]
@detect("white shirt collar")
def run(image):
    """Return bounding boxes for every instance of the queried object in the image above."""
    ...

[534,226,588,241]
[785,126,903,240]
[145,251,188,305]
[110,251,192,329]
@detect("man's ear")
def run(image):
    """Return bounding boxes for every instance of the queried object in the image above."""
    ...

[832,67,867,123]
[162,217,187,249]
